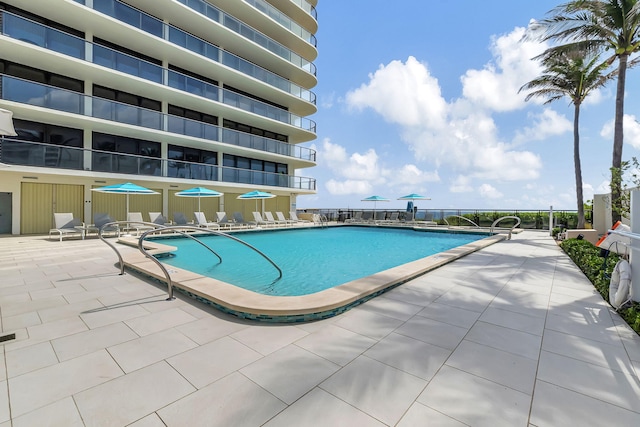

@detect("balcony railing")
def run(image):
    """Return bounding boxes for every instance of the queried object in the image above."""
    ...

[0,138,317,190]
[1,11,317,132]
[1,75,316,161]
[69,0,316,102]
[175,0,316,73]
[290,0,318,20]
[243,0,317,47]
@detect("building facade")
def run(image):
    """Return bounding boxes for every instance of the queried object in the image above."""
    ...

[0,0,318,234]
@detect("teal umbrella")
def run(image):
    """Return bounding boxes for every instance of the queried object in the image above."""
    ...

[91,182,158,217]
[175,187,223,212]
[237,190,275,214]
[361,195,389,216]
[398,193,431,221]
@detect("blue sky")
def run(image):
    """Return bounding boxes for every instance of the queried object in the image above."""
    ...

[296,1,640,211]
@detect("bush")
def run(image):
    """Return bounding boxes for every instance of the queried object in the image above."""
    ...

[560,238,640,335]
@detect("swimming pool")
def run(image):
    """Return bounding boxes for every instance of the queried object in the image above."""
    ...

[158,226,486,296]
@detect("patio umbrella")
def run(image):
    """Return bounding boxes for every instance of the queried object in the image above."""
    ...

[398,193,431,221]
[361,195,389,216]
[237,190,275,214]
[175,186,223,212]
[0,108,17,137]
[91,182,158,218]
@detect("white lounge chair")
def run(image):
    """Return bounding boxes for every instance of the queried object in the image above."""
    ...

[275,211,295,226]
[86,213,120,237]
[172,212,192,226]
[149,212,171,226]
[126,212,156,235]
[233,212,254,227]
[216,212,238,229]
[345,211,363,223]
[49,213,85,241]
[289,211,310,224]
[264,211,287,226]
[194,212,220,230]
[253,212,276,227]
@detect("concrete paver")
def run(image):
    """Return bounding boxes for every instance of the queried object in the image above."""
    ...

[0,231,639,426]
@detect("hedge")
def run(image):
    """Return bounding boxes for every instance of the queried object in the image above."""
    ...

[560,239,640,334]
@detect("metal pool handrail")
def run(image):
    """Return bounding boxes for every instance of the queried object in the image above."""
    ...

[443,215,480,228]
[490,216,521,240]
[97,220,224,275]
[140,225,282,300]
[97,221,283,300]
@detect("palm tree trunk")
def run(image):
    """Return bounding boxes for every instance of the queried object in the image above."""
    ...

[611,54,628,224]
[574,103,585,229]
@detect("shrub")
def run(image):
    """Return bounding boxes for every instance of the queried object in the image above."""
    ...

[560,238,640,334]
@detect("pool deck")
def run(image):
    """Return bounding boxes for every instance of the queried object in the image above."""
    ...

[0,230,639,426]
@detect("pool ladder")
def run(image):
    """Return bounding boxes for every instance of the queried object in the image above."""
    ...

[96,221,282,300]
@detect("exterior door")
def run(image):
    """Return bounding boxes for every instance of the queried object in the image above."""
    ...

[0,192,11,234]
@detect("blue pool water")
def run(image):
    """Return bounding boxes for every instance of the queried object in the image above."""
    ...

[159,226,485,296]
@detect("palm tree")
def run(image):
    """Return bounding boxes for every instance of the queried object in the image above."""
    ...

[520,51,614,228]
[536,0,640,224]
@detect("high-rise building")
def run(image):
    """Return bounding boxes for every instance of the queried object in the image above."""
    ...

[0,0,318,234]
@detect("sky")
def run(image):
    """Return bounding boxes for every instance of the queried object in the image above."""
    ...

[295,0,640,211]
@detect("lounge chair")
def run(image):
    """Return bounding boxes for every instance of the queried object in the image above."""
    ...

[87,213,120,237]
[264,211,287,226]
[289,211,310,224]
[233,212,254,227]
[275,211,295,226]
[49,213,85,241]
[194,212,220,230]
[173,212,192,226]
[382,212,399,224]
[216,212,238,229]
[126,212,156,235]
[345,211,363,223]
[149,212,171,226]
[253,212,276,227]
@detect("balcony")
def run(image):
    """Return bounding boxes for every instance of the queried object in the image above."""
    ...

[243,0,317,47]
[1,75,317,162]
[68,0,317,102]
[1,11,317,130]
[0,138,317,190]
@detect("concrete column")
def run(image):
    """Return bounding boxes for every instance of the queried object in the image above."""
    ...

[549,206,553,236]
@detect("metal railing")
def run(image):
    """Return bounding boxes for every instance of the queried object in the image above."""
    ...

[97,221,282,300]
[0,74,316,161]
[306,208,591,230]
[68,0,317,101]
[0,138,317,190]
[0,12,317,129]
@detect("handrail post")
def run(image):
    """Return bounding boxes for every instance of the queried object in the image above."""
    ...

[630,191,640,302]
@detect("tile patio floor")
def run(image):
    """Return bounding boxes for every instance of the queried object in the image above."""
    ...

[0,230,639,426]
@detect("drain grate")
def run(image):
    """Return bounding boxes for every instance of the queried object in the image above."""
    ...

[0,333,16,343]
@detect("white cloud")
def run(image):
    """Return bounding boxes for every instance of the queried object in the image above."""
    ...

[344,24,546,182]
[325,179,372,195]
[319,139,440,196]
[600,114,640,150]
[346,56,448,129]
[450,175,473,193]
[478,183,503,199]
[389,164,440,187]
[514,109,572,144]
[461,26,547,112]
